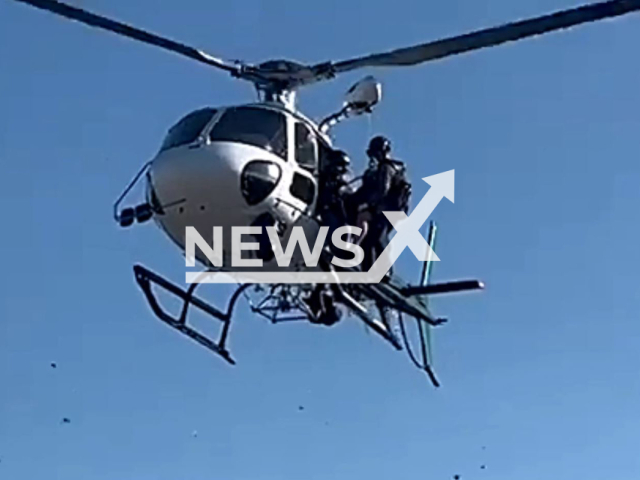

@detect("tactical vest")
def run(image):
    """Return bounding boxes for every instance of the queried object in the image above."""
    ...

[385,161,411,213]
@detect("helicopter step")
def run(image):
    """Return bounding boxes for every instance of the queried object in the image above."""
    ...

[133,264,252,364]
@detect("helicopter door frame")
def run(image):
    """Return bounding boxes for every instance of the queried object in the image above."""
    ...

[198,108,225,145]
[293,121,318,174]
[277,114,318,212]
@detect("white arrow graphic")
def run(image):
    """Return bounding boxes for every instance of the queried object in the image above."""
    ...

[360,169,455,283]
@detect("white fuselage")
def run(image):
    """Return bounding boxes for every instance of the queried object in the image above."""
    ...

[145,103,328,269]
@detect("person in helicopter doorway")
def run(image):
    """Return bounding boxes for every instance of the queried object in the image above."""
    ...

[305,148,354,326]
[319,149,353,243]
[350,135,411,344]
[353,135,412,274]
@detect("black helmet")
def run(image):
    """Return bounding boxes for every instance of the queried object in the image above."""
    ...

[367,135,391,160]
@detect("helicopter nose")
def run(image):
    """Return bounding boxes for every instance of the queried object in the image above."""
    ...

[147,141,286,232]
[146,141,286,259]
[149,142,247,216]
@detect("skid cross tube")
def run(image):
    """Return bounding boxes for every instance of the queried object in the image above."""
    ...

[133,264,252,364]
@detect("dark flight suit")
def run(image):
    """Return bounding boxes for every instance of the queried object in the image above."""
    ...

[355,158,410,335]
[318,150,353,260]
[307,151,352,325]
[358,159,409,273]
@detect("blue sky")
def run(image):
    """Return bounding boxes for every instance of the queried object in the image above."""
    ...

[1,1,639,479]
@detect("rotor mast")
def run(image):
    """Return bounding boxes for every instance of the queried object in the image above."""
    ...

[246,59,332,110]
[258,85,297,110]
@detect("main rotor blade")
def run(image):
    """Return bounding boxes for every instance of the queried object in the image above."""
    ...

[12,0,242,74]
[331,0,640,73]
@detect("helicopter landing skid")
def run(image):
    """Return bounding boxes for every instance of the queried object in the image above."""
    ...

[133,264,252,365]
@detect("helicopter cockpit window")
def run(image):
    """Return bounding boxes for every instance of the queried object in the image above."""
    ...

[209,107,288,160]
[160,108,217,152]
[294,122,317,172]
[290,172,315,205]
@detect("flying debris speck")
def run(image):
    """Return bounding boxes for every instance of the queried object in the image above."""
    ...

[50,363,57,369]
[453,475,460,480]
[298,406,304,411]
[61,418,71,424]
[481,465,486,470]
[192,430,198,438]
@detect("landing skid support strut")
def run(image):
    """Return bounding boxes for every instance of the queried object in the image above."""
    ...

[133,264,252,364]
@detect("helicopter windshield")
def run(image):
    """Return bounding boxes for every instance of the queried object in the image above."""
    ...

[209,106,287,160]
[160,108,217,152]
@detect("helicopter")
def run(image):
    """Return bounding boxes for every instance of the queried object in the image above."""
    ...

[11,0,640,386]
